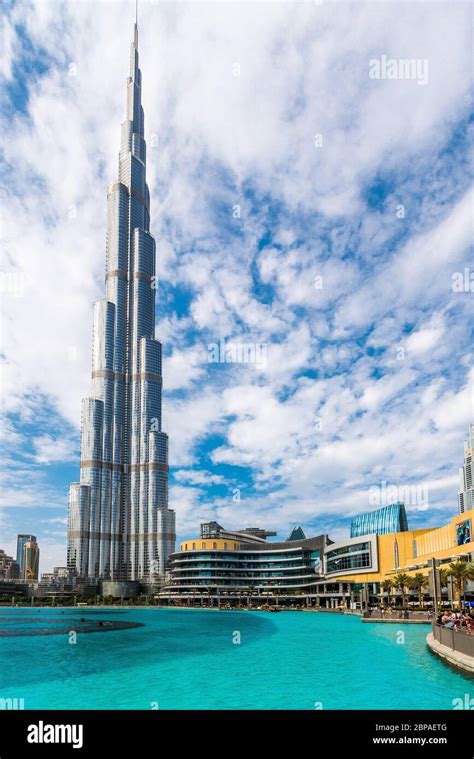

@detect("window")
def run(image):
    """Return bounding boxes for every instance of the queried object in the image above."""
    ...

[201,542,205,549]
[213,542,217,550]
[326,542,371,574]
[192,543,195,550]
[394,540,399,569]
[224,543,227,550]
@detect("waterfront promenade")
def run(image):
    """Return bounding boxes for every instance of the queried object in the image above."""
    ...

[427,622,474,674]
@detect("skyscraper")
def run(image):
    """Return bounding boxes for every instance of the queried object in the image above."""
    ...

[67,21,175,585]
[16,534,36,578]
[22,540,40,580]
[458,424,474,514]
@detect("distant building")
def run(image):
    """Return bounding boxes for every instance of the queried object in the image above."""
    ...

[0,549,20,580]
[238,527,277,540]
[350,503,409,538]
[458,424,474,514]
[200,521,276,544]
[22,540,40,580]
[41,567,70,586]
[287,526,306,541]
[16,534,36,577]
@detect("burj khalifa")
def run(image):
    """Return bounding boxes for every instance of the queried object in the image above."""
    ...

[67,20,176,584]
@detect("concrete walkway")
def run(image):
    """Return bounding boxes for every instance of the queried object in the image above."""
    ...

[426,632,474,674]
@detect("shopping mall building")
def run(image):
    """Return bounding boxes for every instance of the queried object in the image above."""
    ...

[160,506,474,607]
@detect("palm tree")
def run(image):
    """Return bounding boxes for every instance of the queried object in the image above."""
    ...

[431,568,450,609]
[391,573,411,608]
[247,586,254,609]
[409,573,428,609]
[447,562,469,609]
[438,568,449,607]
[381,579,393,607]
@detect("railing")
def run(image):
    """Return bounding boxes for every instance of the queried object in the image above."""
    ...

[432,622,474,658]
[363,610,429,621]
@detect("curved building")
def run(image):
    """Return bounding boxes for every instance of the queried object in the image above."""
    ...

[67,22,175,584]
[162,534,328,599]
[350,502,408,538]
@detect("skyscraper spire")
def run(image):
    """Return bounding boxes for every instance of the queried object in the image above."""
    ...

[67,20,176,587]
[134,0,138,46]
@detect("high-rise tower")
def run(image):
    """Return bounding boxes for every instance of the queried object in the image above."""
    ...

[458,424,474,514]
[16,534,36,577]
[67,21,176,584]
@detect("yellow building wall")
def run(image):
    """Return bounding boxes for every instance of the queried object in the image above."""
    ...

[180,538,241,552]
[331,510,474,583]
[416,523,452,555]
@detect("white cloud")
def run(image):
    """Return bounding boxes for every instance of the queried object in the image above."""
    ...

[33,434,77,464]
[1,1,472,569]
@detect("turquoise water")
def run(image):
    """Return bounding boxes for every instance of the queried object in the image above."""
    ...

[0,607,472,709]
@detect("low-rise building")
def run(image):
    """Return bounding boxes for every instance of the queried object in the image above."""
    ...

[161,529,329,602]
[161,509,474,608]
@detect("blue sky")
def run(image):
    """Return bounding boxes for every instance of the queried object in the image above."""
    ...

[0,0,473,572]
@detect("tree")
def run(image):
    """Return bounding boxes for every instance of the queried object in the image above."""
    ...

[247,586,254,609]
[432,568,450,608]
[409,573,428,609]
[447,562,469,608]
[381,579,393,607]
[391,573,411,608]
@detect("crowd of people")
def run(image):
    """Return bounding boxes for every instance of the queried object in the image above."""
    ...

[436,609,474,633]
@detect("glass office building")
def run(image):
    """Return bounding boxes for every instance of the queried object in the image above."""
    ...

[16,535,36,578]
[22,541,40,580]
[350,503,409,538]
[67,22,175,583]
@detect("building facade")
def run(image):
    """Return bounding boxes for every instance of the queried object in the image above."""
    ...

[458,424,474,514]
[67,22,175,584]
[350,503,408,538]
[0,549,20,580]
[16,534,36,578]
[162,532,329,601]
[320,508,474,607]
[200,521,276,544]
[161,509,474,607]
[22,540,40,580]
